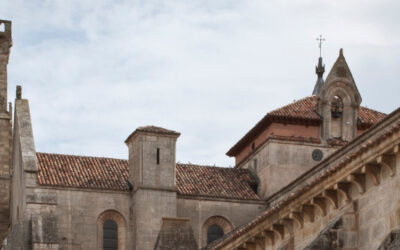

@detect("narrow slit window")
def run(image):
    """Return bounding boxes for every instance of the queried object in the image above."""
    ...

[103,219,118,250]
[157,148,160,164]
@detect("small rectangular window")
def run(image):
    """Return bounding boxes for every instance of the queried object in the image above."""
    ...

[251,142,255,150]
[157,148,160,164]
[253,159,258,171]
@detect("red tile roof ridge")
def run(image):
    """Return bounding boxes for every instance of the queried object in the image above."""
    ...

[267,96,317,114]
[36,152,128,162]
[136,125,180,134]
[37,152,233,170]
[176,163,233,169]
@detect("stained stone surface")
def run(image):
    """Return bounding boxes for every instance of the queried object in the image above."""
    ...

[378,230,400,250]
[303,217,342,250]
[154,217,198,250]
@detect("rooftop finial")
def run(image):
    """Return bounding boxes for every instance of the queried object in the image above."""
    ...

[16,85,22,99]
[339,48,343,56]
[316,35,325,57]
[313,35,325,95]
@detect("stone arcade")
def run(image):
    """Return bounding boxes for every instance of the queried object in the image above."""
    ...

[1,19,399,250]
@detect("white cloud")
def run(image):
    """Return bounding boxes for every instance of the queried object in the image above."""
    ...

[1,0,399,166]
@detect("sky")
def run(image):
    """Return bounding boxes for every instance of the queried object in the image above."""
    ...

[1,0,400,167]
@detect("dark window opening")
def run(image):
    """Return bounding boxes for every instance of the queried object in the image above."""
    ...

[157,148,160,164]
[251,142,255,150]
[331,95,344,118]
[103,219,118,250]
[250,182,258,193]
[207,224,224,244]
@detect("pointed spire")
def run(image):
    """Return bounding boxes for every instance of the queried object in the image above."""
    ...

[313,35,326,95]
[312,57,325,95]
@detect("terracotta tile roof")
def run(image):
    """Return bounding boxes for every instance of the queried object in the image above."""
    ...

[36,153,259,200]
[268,96,386,124]
[176,164,259,200]
[206,107,400,250]
[268,96,320,120]
[37,153,130,191]
[227,96,386,156]
[358,106,387,125]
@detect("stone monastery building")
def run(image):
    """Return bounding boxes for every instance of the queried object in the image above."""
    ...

[1,19,400,250]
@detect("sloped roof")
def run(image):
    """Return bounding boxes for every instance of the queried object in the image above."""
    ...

[268,96,320,120]
[125,125,180,143]
[36,153,259,200]
[37,153,130,191]
[176,164,259,200]
[227,96,386,156]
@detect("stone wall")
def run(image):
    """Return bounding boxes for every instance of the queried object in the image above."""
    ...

[154,217,198,250]
[0,19,12,244]
[234,123,320,165]
[26,187,130,250]
[132,188,177,250]
[0,117,11,243]
[177,197,266,248]
[242,140,337,199]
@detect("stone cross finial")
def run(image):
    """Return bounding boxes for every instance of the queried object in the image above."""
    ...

[316,35,325,57]
[16,85,21,99]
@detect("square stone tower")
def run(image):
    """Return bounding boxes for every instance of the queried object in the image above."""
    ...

[125,126,180,250]
[0,19,12,243]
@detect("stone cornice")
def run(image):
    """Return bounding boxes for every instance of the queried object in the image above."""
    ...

[177,194,265,204]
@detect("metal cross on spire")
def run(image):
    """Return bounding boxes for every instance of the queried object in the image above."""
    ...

[316,35,325,57]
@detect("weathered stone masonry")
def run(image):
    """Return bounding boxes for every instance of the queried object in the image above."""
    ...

[0,19,12,244]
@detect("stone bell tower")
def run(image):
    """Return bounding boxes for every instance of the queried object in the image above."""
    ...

[317,49,362,142]
[0,19,13,242]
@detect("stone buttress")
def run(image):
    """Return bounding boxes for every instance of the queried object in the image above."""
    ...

[0,19,12,244]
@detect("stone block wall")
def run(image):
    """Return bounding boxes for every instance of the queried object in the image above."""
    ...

[244,140,336,199]
[177,197,266,248]
[154,217,198,250]
[24,187,131,250]
[132,189,177,250]
[0,19,12,244]
[234,123,320,165]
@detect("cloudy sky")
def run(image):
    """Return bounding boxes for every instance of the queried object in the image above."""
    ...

[1,0,399,166]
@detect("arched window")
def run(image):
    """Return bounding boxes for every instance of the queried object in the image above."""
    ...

[331,95,344,118]
[330,95,344,138]
[97,210,127,250]
[103,219,118,250]
[202,216,233,247]
[207,224,224,244]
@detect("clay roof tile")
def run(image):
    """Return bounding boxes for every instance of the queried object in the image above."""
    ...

[36,153,259,200]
